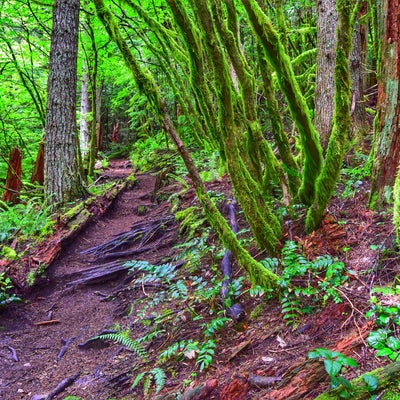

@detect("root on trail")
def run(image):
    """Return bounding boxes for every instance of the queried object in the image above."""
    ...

[79,215,175,261]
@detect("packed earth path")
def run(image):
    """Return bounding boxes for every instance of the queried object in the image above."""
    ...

[0,160,182,400]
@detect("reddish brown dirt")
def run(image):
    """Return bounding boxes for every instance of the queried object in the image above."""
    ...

[0,159,397,400]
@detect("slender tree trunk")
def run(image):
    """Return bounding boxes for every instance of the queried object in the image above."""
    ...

[44,0,86,205]
[79,63,91,158]
[314,0,337,151]
[369,0,400,209]
[350,20,369,139]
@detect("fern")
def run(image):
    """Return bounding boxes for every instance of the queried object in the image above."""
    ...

[203,316,230,337]
[168,279,188,299]
[158,339,186,362]
[95,331,147,360]
[131,367,166,396]
[196,339,216,371]
[264,241,348,326]
[175,206,208,239]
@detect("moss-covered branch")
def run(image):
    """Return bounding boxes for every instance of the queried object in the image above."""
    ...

[240,0,323,205]
[93,0,279,288]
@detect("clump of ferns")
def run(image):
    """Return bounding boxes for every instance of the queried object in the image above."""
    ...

[262,240,348,327]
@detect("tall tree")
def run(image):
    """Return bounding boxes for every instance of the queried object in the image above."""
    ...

[369,0,400,209]
[44,0,86,204]
[314,0,337,151]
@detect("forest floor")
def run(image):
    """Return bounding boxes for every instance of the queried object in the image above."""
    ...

[0,158,399,400]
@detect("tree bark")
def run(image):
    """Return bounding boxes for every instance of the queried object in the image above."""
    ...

[314,0,337,152]
[369,0,400,210]
[44,0,86,205]
[3,146,22,204]
[79,63,91,158]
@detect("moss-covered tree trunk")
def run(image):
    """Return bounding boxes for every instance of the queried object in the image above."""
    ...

[93,0,279,289]
[174,0,282,253]
[369,0,400,210]
[305,0,353,233]
[240,0,323,205]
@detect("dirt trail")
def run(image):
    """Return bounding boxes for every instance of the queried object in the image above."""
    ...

[0,161,178,400]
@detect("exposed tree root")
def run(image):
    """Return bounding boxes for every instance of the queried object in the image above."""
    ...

[79,215,175,260]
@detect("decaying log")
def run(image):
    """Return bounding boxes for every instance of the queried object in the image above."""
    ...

[314,362,400,400]
[3,146,22,204]
[266,321,374,399]
[221,376,249,400]
[154,379,218,400]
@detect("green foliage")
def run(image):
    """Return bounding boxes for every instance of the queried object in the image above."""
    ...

[340,153,371,199]
[263,241,347,325]
[0,272,21,307]
[175,206,208,239]
[202,315,230,337]
[308,348,359,398]
[0,198,54,245]
[366,286,400,361]
[95,330,148,360]
[131,367,166,397]
[196,339,216,371]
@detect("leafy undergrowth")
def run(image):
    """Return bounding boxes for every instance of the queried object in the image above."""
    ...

[1,158,400,400]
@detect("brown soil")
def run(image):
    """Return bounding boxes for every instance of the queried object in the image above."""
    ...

[0,159,397,400]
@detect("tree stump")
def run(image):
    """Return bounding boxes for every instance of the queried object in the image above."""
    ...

[3,146,22,204]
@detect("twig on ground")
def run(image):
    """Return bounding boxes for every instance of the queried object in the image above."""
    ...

[7,346,18,362]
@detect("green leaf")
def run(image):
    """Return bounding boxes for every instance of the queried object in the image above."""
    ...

[362,374,378,391]
[324,359,342,377]
[376,348,393,357]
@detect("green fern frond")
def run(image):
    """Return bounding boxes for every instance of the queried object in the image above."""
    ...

[151,367,166,393]
[95,331,147,360]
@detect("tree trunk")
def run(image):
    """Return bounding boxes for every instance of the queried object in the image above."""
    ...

[314,0,337,152]
[350,19,369,139]
[305,0,353,233]
[3,146,22,204]
[44,0,86,205]
[30,139,44,185]
[369,0,400,210]
[79,63,91,158]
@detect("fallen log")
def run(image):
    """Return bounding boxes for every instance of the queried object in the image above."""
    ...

[266,321,374,399]
[315,362,400,400]
[5,180,127,288]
